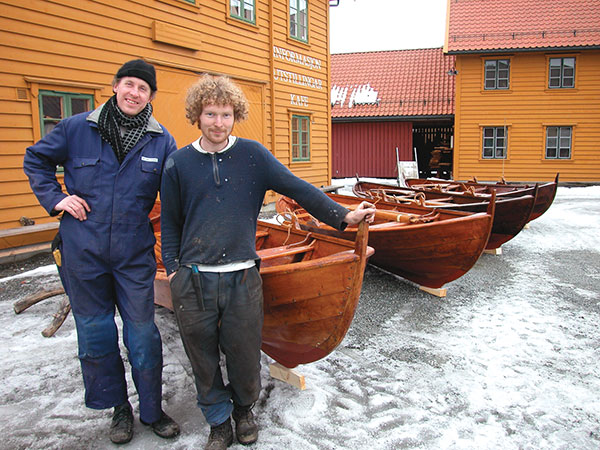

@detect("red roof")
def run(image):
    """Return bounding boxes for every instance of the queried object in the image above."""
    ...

[331,48,456,119]
[446,0,600,53]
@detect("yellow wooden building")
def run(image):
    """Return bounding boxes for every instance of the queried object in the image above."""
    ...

[445,0,600,183]
[0,0,333,252]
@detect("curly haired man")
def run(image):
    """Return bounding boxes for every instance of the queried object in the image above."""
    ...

[160,74,374,450]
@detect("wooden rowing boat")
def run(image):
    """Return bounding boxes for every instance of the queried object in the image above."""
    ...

[353,181,535,250]
[276,193,494,290]
[150,205,374,368]
[404,173,559,222]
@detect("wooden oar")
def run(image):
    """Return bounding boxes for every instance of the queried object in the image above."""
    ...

[341,202,420,223]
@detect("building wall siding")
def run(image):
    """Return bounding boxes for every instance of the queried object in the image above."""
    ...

[453,50,600,182]
[0,0,331,244]
[332,121,413,178]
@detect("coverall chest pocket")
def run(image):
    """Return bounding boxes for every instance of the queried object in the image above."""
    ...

[138,160,161,199]
[71,157,100,195]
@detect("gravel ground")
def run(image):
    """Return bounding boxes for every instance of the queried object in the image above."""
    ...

[1,185,599,450]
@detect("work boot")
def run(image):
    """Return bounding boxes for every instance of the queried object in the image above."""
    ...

[232,404,258,445]
[109,401,134,444]
[141,410,180,439]
[205,417,234,450]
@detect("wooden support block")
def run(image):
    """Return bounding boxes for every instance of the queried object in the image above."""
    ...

[524,223,531,229]
[419,285,447,298]
[269,362,306,390]
[484,247,503,255]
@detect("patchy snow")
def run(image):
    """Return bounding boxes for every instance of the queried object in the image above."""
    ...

[0,264,58,283]
[331,84,380,108]
[1,184,599,449]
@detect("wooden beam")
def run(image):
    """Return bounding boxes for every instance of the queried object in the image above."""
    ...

[0,242,51,264]
[484,247,503,255]
[419,285,447,298]
[0,222,58,251]
[320,185,340,193]
[269,363,306,390]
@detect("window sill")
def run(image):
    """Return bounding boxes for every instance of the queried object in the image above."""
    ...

[226,15,259,33]
[287,36,311,50]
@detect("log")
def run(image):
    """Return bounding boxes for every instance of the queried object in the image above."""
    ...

[13,288,65,314]
[42,296,71,337]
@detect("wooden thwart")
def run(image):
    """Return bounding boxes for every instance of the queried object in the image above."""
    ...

[257,241,315,261]
[269,362,306,390]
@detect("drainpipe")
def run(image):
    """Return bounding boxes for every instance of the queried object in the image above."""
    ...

[269,0,276,155]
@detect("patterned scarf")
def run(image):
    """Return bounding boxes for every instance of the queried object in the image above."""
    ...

[97,95,152,164]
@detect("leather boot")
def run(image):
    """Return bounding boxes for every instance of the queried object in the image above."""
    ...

[141,410,180,439]
[109,401,134,444]
[205,417,234,450]
[232,404,258,445]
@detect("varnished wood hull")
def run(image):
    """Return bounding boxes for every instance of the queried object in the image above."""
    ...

[152,215,374,369]
[277,193,494,289]
[405,173,559,222]
[353,181,535,249]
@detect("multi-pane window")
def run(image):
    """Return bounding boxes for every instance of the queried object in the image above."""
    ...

[549,57,575,88]
[291,115,310,161]
[39,91,93,136]
[484,59,510,90]
[546,126,572,159]
[290,0,307,42]
[482,127,506,159]
[230,0,255,24]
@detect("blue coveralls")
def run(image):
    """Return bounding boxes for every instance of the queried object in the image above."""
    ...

[23,105,177,423]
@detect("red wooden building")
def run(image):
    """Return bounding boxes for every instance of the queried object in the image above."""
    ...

[330,48,456,178]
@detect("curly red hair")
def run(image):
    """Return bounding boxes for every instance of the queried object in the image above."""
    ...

[185,74,249,127]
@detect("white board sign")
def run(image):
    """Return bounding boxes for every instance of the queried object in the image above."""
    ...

[398,161,418,179]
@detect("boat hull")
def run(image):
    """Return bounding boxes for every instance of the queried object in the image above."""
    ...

[153,218,373,368]
[353,181,534,249]
[405,173,559,222]
[277,193,494,289]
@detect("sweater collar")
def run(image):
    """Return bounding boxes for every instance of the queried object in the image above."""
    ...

[192,136,237,154]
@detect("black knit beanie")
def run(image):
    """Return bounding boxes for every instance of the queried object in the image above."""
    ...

[115,59,157,92]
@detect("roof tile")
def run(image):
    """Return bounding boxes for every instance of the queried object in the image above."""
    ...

[331,48,456,119]
[447,0,600,53]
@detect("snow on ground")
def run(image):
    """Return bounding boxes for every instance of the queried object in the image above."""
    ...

[1,184,599,450]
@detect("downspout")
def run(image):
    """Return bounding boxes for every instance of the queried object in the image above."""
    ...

[269,0,276,156]
[326,3,333,183]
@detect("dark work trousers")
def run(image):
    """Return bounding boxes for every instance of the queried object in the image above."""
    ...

[170,265,264,427]
[60,219,164,424]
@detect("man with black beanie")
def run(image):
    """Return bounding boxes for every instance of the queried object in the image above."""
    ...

[23,59,180,444]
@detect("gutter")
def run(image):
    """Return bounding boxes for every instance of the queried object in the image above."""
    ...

[332,115,454,123]
[447,45,600,55]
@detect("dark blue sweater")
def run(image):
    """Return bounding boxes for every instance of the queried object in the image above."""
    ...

[160,137,350,275]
